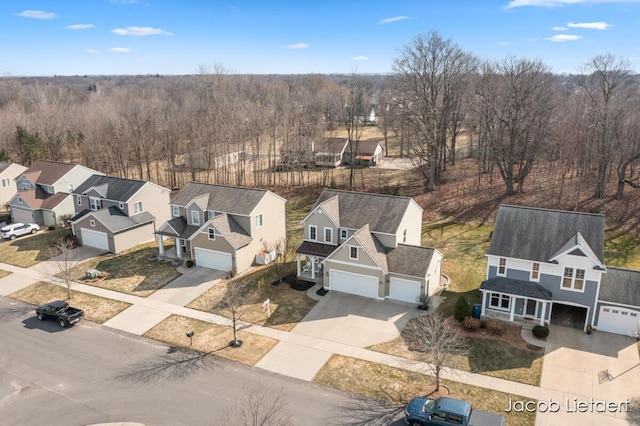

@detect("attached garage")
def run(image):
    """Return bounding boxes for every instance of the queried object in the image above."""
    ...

[329,269,379,299]
[195,247,232,272]
[389,277,422,304]
[596,306,639,336]
[12,208,34,225]
[81,228,109,251]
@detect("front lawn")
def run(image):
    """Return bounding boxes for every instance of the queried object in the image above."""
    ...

[0,269,11,279]
[9,281,131,323]
[0,228,69,267]
[67,242,181,297]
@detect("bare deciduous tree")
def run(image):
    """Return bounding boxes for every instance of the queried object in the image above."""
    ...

[48,237,80,299]
[218,383,294,426]
[215,277,258,347]
[264,237,292,283]
[403,313,468,393]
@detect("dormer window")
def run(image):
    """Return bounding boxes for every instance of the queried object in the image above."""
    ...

[340,229,348,239]
[498,258,506,276]
[191,210,200,226]
[309,225,317,241]
[89,197,101,211]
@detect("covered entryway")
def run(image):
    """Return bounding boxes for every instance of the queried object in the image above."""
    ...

[11,208,33,225]
[194,247,232,272]
[389,277,421,304]
[329,269,378,299]
[550,303,588,330]
[81,228,109,251]
[596,306,640,335]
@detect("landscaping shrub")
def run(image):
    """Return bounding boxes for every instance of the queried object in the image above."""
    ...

[462,316,481,330]
[48,224,57,230]
[479,319,487,329]
[185,260,194,268]
[486,319,505,335]
[454,295,471,322]
[532,325,550,338]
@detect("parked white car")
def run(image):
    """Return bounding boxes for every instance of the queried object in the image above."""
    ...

[0,223,40,240]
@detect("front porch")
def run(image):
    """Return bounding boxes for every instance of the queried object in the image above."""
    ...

[156,235,192,261]
[295,240,337,284]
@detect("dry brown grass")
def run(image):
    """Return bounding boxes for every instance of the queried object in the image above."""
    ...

[0,269,11,279]
[0,228,69,267]
[66,242,181,297]
[313,355,535,426]
[143,314,278,366]
[9,281,131,323]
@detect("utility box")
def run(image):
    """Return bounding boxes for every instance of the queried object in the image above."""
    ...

[86,269,100,279]
[472,303,482,319]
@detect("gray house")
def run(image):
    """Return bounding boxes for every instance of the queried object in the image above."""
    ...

[480,205,640,336]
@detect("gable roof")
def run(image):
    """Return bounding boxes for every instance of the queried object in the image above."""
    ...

[72,206,155,233]
[0,162,20,174]
[14,188,69,210]
[349,139,383,156]
[156,216,200,239]
[314,138,348,154]
[352,224,388,272]
[73,174,151,202]
[170,182,282,216]
[386,244,436,278]
[312,189,417,235]
[209,214,252,248]
[599,267,640,307]
[19,160,79,185]
[486,205,605,263]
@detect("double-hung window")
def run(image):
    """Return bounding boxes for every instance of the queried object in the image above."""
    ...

[134,201,143,214]
[309,225,317,241]
[191,210,200,226]
[490,293,510,310]
[562,267,585,291]
[89,197,101,211]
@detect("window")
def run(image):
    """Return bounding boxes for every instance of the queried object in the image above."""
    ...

[498,258,506,275]
[340,229,348,239]
[255,213,263,228]
[17,196,22,203]
[490,293,510,310]
[172,205,180,217]
[309,225,317,241]
[562,267,585,291]
[43,185,54,194]
[90,220,95,227]
[324,227,332,243]
[191,210,200,226]
[18,181,30,191]
[208,228,216,240]
[403,229,407,243]
[531,263,540,281]
[349,246,358,260]
[119,202,125,209]
[76,195,82,206]
[1,178,9,188]
[134,201,143,214]
[89,197,101,211]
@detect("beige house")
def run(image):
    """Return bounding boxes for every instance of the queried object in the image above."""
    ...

[69,175,171,253]
[155,183,287,274]
[296,189,443,304]
[0,162,27,211]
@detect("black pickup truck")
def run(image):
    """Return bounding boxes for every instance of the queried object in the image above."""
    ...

[36,300,84,328]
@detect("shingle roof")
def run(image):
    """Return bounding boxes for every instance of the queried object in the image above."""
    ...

[17,188,69,210]
[317,195,340,225]
[170,182,276,216]
[487,205,605,263]
[352,224,388,272]
[296,241,337,257]
[313,189,415,235]
[0,162,13,174]
[81,206,155,233]
[73,175,149,202]
[480,277,553,300]
[349,139,383,156]
[314,138,348,154]
[210,214,252,249]
[156,216,200,239]
[386,244,436,278]
[21,160,78,185]
[599,267,640,307]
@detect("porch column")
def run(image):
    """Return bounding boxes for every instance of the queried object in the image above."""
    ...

[157,235,165,256]
[481,292,487,317]
[296,255,301,276]
[509,297,515,322]
[310,257,316,279]
[540,301,547,326]
[175,238,182,259]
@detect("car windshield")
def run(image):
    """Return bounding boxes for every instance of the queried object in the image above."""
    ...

[424,399,437,412]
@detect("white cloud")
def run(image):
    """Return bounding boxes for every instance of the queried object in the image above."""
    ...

[567,21,611,30]
[85,49,99,54]
[282,43,309,49]
[379,16,412,24]
[352,55,369,60]
[16,10,56,19]
[111,26,173,36]
[553,26,567,31]
[66,24,94,30]
[108,47,133,53]
[547,34,583,41]
[498,41,512,45]
[507,0,640,7]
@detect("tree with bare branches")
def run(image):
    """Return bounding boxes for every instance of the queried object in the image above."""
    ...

[264,237,292,284]
[215,278,258,347]
[48,237,80,299]
[403,313,468,392]
[218,382,294,426]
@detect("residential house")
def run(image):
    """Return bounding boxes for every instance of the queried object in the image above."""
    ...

[296,189,443,304]
[7,160,103,227]
[479,205,640,336]
[342,139,384,167]
[0,162,27,211]
[155,182,287,274]
[68,175,171,253]
[314,138,349,168]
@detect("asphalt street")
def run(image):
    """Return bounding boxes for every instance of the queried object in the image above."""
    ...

[0,297,402,426]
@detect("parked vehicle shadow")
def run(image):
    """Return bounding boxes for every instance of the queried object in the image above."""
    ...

[21,316,70,333]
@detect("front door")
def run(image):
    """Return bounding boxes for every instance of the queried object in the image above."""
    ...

[525,299,537,317]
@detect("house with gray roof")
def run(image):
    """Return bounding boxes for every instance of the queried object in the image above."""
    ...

[69,175,171,253]
[480,205,640,336]
[296,189,443,304]
[0,162,27,211]
[155,182,286,274]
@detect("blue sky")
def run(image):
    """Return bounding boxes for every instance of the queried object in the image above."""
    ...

[1,0,639,76]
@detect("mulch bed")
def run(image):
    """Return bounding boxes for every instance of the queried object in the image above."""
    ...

[446,316,541,351]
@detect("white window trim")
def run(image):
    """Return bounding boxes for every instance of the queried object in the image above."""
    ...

[172,205,180,217]
[561,267,586,292]
[191,210,200,226]
[207,228,216,240]
[324,227,333,244]
[340,229,348,239]
[255,213,263,228]
[309,225,317,241]
[89,197,101,211]
[497,258,507,276]
[1,178,9,188]
[134,201,143,214]
[489,293,511,311]
[119,202,125,209]
[76,195,82,206]
[349,245,358,260]
[90,219,96,227]
[530,262,540,282]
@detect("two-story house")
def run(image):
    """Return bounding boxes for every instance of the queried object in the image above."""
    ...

[155,182,287,274]
[0,162,27,211]
[7,160,102,227]
[480,205,640,336]
[68,175,171,253]
[296,189,443,304]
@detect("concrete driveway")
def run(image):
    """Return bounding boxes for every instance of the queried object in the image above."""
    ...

[536,326,640,425]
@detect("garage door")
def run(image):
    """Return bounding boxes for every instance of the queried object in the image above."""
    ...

[389,277,422,304]
[329,269,378,299]
[195,247,232,272]
[81,228,109,251]
[596,306,640,336]
[12,208,33,225]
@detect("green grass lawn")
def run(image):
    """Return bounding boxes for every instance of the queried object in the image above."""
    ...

[604,231,640,269]
[0,228,70,267]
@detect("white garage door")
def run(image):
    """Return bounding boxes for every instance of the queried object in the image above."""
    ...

[329,269,378,299]
[389,277,422,304]
[195,247,232,271]
[597,306,640,336]
[81,228,109,251]
[12,208,33,225]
